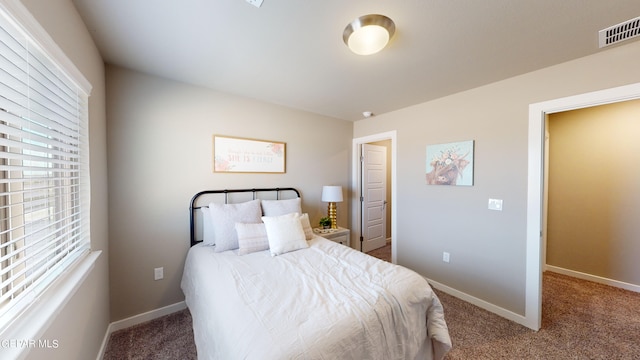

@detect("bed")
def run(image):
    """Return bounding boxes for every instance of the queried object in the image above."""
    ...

[181,188,451,360]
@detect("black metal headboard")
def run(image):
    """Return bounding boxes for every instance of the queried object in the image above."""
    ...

[189,187,301,247]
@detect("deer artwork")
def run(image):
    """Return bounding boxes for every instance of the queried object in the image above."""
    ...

[426,146,471,185]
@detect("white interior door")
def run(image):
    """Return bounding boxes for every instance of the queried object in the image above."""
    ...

[361,143,387,253]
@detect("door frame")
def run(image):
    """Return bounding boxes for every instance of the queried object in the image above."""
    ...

[526,82,640,330]
[352,131,397,263]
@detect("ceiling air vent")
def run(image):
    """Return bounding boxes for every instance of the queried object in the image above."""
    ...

[599,16,640,48]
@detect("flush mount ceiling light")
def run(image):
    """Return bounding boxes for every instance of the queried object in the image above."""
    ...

[343,14,395,55]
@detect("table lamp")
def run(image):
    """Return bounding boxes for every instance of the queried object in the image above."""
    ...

[321,185,343,229]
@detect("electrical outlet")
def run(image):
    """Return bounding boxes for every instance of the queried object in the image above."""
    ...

[154,267,164,281]
[488,198,503,211]
[442,252,450,263]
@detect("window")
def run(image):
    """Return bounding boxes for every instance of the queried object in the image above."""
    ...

[0,5,90,331]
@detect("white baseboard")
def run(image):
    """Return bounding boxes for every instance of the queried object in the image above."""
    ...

[96,301,186,360]
[425,277,529,329]
[545,265,640,293]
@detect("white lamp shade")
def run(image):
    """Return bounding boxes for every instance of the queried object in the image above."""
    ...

[321,186,343,202]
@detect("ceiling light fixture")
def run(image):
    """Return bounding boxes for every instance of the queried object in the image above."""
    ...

[343,14,395,56]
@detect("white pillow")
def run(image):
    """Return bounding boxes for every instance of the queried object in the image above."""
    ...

[201,206,214,245]
[261,197,302,216]
[298,213,313,240]
[208,199,262,252]
[235,222,269,255]
[262,213,308,256]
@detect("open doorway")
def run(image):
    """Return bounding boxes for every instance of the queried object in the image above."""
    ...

[352,131,397,263]
[544,100,640,291]
[526,83,640,330]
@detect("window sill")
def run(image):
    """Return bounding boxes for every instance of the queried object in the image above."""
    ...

[0,250,101,359]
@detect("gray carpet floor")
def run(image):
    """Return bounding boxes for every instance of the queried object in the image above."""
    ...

[365,242,392,262]
[440,272,640,359]
[103,309,196,360]
[104,271,640,359]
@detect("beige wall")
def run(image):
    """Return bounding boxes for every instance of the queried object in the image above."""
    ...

[106,65,353,321]
[354,40,640,315]
[20,0,110,359]
[547,99,640,285]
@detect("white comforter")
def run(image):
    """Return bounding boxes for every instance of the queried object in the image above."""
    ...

[181,236,451,360]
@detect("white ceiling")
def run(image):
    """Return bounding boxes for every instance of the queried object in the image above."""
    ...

[71,0,640,121]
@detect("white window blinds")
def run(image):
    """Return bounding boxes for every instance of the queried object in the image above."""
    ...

[0,8,90,330]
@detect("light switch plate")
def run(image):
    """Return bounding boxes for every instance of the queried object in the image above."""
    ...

[154,267,164,281]
[488,199,503,211]
[245,0,264,7]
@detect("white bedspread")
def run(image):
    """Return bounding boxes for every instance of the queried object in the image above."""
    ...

[181,236,451,360]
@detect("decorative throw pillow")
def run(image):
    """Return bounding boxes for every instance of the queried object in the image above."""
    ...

[235,222,269,255]
[262,213,308,256]
[208,199,262,252]
[261,197,302,216]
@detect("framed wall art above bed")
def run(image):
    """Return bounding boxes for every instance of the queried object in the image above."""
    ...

[213,135,286,173]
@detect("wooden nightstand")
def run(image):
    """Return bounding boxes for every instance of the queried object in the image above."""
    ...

[314,227,350,247]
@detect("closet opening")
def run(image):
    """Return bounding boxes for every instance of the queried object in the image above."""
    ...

[526,82,640,330]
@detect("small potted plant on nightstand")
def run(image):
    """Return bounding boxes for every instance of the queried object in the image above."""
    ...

[319,217,332,229]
